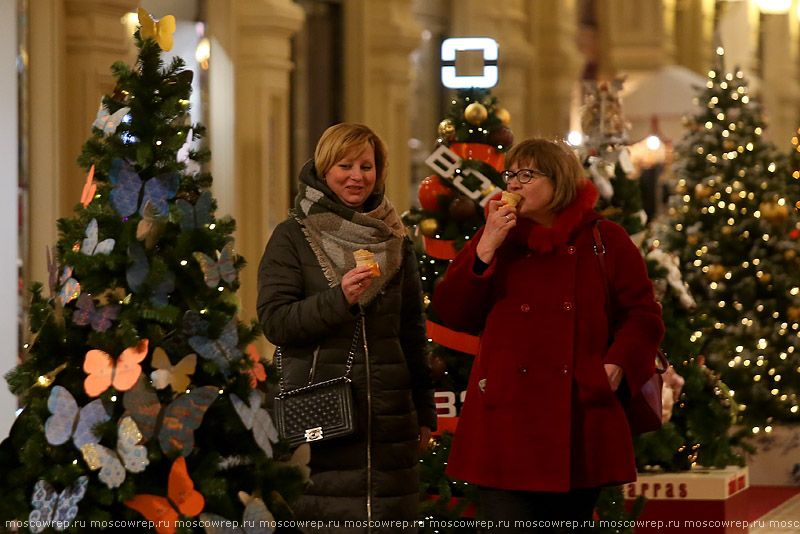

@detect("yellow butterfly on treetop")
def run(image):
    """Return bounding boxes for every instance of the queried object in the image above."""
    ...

[137,7,176,52]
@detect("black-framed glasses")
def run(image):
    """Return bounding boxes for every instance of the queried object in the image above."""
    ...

[501,169,549,184]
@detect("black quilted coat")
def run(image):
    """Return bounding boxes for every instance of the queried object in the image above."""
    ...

[256,169,436,533]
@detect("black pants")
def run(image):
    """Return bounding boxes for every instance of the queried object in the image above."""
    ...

[478,486,601,533]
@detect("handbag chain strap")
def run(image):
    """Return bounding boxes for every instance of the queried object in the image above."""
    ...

[275,311,365,395]
[591,220,668,373]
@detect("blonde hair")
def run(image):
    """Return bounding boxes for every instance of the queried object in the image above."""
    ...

[314,123,388,191]
[504,138,585,212]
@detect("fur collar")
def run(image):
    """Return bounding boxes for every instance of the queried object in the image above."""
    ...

[486,180,600,254]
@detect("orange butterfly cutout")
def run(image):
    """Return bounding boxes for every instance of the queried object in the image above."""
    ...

[83,339,149,397]
[81,165,97,208]
[125,456,204,534]
[243,344,267,389]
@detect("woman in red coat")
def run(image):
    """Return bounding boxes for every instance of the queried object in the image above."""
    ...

[433,138,664,530]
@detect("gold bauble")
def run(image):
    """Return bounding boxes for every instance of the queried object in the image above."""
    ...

[760,273,772,284]
[723,140,735,151]
[464,102,488,125]
[420,218,439,237]
[721,226,732,235]
[694,183,712,199]
[785,250,797,261]
[706,264,726,282]
[495,107,511,126]
[759,201,788,227]
[787,306,800,322]
[687,235,700,246]
[437,119,456,139]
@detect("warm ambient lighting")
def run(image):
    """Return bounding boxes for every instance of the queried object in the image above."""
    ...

[756,0,791,13]
[646,135,661,151]
[566,131,583,146]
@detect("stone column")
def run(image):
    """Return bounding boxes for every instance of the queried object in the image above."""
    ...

[525,0,582,138]
[207,0,304,334]
[673,0,715,75]
[759,11,799,141]
[27,0,135,301]
[595,0,668,76]
[343,0,421,210]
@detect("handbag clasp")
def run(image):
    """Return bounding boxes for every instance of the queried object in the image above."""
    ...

[305,426,323,442]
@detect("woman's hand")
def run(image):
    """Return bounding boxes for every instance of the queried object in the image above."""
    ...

[419,426,432,451]
[341,266,375,306]
[604,363,624,392]
[475,199,517,263]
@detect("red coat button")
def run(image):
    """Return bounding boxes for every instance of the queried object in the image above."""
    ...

[518,365,529,374]
[562,301,573,311]
[561,364,569,374]
[567,246,576,254]
[521,304,530,312]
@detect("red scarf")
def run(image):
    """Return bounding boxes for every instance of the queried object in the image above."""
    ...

[486,180,600,254]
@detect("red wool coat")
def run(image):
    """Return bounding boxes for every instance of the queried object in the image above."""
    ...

[432,181,664,492]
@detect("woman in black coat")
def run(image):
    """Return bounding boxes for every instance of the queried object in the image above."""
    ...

[257,123,436,532]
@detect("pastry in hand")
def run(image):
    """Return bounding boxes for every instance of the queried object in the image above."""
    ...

[354,249,381,277]
[501,191,522,207]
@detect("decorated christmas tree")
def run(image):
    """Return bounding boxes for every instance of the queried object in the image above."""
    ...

[578,78,749,471]
[653,49,800,430]
[0,10,305,532]
[403,88,509,531]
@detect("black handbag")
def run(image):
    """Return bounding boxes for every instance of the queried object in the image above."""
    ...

[273,314,362,447]
[592,220,668,435]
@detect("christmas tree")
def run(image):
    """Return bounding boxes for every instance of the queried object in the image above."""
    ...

[403,88,509,532]
[654,48,800,429]
[0,10,305,532]
[578,78,750,471]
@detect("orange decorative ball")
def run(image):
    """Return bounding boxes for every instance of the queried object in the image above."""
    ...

[418,175,452,210]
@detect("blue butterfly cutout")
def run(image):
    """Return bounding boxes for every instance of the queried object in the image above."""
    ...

[44,385,109,449]
[109,159,179,218]
[58,267,81,307]
[93,104,130,138]
[161,311,209,356]
[28,476,89,533]
[81,219,115,256]
[73,293,121,332]
[188,320,243,378]
[126,242,175,308]
[123,377,218,456]
[176,190,213,232]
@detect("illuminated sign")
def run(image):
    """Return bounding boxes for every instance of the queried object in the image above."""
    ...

[441,37,498,89]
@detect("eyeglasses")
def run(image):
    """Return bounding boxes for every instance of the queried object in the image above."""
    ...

[501,169,549,184]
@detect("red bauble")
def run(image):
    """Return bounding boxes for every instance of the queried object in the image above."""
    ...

[487,126,514,149]
[448,195,478,221]
[429,353,447,381]
[418,175,452,210]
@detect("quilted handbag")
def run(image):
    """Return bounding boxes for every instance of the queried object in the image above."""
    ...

[273,314,362,447]
[592,220,668,435]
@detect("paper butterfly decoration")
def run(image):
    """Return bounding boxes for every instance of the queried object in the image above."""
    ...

[123,377,218,456]
[28,476,89,534]
[161,310,209,356]
[109,158,179,218]
[199,492,276,534]
[73,293,120,332]
[125,456,204,534]
[285,443,311,483]
[93,104,130,138]
[177,128,201,175]
[188,320,242,378]
[230,391,279,458]
[150,347,196,392]
[58,266,81,307]
[81,165,96,208]
[243,344,267,389]
[44,385,109,449]
[193,241,237,288]
[83,339,149,397]
[138,7,176,53]
[176,190,213,233]
[81,416,149,489]
[127,242,176,308]
[137,200,168,249]
[80,218,115,256]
